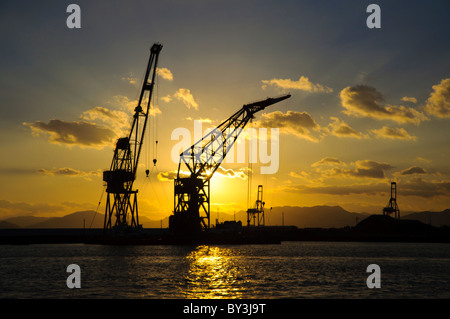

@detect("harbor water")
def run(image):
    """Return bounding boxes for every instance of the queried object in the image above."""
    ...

[1,241,450,299]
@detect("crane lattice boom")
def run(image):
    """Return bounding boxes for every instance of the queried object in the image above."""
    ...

[103,43,162,231]
[171,94,291,234]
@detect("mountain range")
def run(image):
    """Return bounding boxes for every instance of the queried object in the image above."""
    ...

[1,206,450,229]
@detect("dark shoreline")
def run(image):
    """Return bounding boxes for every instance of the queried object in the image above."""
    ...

[1,224,450,245]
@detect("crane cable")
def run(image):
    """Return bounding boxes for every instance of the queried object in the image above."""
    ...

[139,67,171,217]
[247,119,253,210]
[144,63,159,177]
[88,67,146,231]
[88,184,106,230]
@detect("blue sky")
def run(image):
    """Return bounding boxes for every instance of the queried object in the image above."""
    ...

[0,0,449,219]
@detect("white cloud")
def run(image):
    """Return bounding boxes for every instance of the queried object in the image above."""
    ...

[262,76,333,93]
[111,94,161,117]
[174,88,199,110]
[424,78,450,118]
[215,166,247,180]
[161,95,173,103]
[401,96,417,103]
[121,72,138,85]
[81,106,130,137]
[156,67,174,81]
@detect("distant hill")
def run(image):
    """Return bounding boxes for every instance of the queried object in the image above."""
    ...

[0,206,369,229]
[0,210,167,229]
[0,220,20,229]
[1,206,449,229]
[27,210,104,228]
[3,216,52,228]
[258,206,369,228]
[402,209,450,227]
[355,214,434,233]
[216,205,370,229]
[224,206,450,229]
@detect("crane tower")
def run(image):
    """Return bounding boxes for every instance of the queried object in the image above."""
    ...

[170,94,291,235]
[247,185,265,227]
[382,182,400,219]
[103,43,162,231]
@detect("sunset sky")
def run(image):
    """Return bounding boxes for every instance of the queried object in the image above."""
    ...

[0,0,449,221]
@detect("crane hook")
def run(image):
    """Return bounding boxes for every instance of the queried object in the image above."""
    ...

[145,169,150,177]
[153,140,158,166]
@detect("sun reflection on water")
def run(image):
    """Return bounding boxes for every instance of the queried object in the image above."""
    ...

[182,245,248,299]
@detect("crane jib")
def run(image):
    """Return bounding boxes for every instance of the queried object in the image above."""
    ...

[103,43,162,231]
[172,93,291,234]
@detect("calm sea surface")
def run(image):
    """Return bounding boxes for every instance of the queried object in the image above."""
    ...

[1,241,450,299]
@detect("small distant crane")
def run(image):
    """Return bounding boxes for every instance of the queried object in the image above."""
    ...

[102,43,162,231]
[383,182,400,219]
[170,94,290,235]
[247,185,265,227]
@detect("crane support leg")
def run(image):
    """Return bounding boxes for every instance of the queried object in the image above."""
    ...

[171,177,210,234]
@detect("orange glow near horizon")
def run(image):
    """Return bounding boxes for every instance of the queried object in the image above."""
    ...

[1,2,449,223]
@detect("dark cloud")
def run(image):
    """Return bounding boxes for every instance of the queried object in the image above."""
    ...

[340,85,428,124]
[285,177,450,199]
[256,110,320,142]
[285,183,387,196]
[38,167,100,177]
[351,160,394,179]
[400,166,427,175]
[0,199,65,218]
[216,166,247,180]
[370,126,416,140]
[325,117,363,139]
[311,157,345,167]
[400,177,450,198]
[325,160,394,179]
[157,167,247,182]
[23,119,116,148]
[157,170,188,181]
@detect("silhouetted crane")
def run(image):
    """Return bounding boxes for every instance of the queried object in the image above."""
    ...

[103,43,162,231]
[247,185,265,227]
[170,94,291,234]
[383,182,400,219]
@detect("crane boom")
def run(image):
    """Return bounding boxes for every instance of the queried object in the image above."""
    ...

[170,94,291,234]
[178,94,291,180]
[103,43,162,231]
